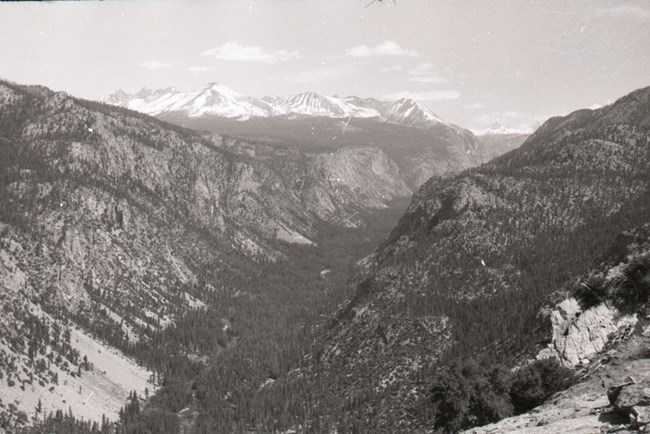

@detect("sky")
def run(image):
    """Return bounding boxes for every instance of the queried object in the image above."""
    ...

[0,0,649,131]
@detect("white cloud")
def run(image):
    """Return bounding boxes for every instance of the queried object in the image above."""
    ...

[201,42,301,63]
[189,66,217,74]
[594,5,650,19]
[464,102,485,109]
[139,60,173,70]
[381,90,461,101]
[407,62,448,84]
[345,41,418,57]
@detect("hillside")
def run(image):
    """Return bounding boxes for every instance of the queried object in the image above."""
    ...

[0,79,412,430]
[242,86,650,432]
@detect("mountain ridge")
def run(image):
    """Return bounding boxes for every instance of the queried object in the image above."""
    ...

[104,82,447,129]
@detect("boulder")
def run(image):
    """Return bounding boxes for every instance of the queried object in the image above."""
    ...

[631,406,650,426]
[609,380,650,426]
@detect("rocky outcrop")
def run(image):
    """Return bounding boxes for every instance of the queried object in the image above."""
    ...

[538,298,637,366]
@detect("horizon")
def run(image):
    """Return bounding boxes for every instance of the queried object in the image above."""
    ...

[1,0,649,130]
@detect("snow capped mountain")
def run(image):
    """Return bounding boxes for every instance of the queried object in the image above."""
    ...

[104,83,447,128]
[383,98,444,128]
[106,82,274,119]
[473,121,533,136]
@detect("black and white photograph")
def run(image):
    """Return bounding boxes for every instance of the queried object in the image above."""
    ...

[0,0,649,432]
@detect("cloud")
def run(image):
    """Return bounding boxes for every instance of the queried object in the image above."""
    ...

[189,66,217,74]
[407,62,448,84]
[594,4,650,19]
[345,41,418,57]
[464,102,485,109]
[139,60,173,70]
[381,90,461,101]
[201,42,301,63]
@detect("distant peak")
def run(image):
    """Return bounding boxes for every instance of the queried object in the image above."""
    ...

[385,98,444,125]
[473,122,533,136]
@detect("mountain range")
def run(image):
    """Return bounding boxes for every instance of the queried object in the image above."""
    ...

[107,82,518,189]
[105,82,446,129]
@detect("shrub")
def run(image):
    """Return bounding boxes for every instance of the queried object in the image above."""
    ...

[430,358,575,431]
[509,358,575,414]
[613,255,650,309]
[431,360,513,432]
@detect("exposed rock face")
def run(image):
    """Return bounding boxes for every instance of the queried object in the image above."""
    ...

[313,147,411,210]
[538,298,637,366]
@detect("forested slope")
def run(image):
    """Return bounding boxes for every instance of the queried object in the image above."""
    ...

[248,86,650,432]
[0,79,409,431]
